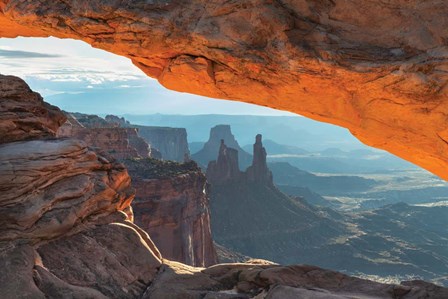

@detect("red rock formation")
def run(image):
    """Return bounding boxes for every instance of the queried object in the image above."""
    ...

[1,1,447,179]
[58,113,216,267]
[206,134,272,185]
[206,139,241,185]
[57,113,152,160]
[57,125,143,160]
[135,126,190,162]
[246,134,273,185]
[0,75,66,144]
[126,158,218,267]
[1,73,448,297]
[145,260,448,299]
[0,76,162,298]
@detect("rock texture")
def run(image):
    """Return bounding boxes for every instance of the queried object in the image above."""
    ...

[193,125,252,170]
[0,74,66,144]
[1,1,447,179]
[2,74,448,297]
[135,126,190,162]
[0,75,162,299]
[57,113,152,159]
[58,112,215,267]
[144,260,448,299]
[126,158,218,267]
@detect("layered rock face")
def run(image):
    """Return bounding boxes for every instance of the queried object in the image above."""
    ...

[58,113,216,267]
[0,75,162,299]
[135,126,190,162]
[126,158,217,267]
[0,1,447,179]
[58,113,152,159]
[146,261,448,299]
[192,125,252,169]
[2,76,448,297]
[0,75,66,144]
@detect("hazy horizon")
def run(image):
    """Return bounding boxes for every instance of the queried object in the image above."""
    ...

[0,37,294,116]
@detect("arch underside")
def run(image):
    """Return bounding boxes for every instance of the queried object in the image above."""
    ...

[1,0,447,179]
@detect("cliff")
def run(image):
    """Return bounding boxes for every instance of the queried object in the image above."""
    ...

[205,130,448,282]
[134,125,190,162]
[192,125,252,170]
[57,121,148,160]
[126,158,217,267]
[206,140,241,185]
[58,113,153,159]
[245,134,273,185]
[0,75,162,299]
[1,75,448,298]
[58,113,215,267]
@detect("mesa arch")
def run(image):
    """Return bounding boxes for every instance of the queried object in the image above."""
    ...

[1,0,448,179]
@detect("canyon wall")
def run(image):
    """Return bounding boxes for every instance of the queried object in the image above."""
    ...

[57,113,215,267]
[0,1,447,179]
[59,113,152,159]
[0,75,162,299]
[126,158,217,267]
[2,76,448,298]
[135,126,190,162]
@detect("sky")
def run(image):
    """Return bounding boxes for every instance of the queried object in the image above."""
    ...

[0,37,294,116]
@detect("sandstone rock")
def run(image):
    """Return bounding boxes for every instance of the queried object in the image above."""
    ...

[193,125,252,170]
[60,113,154,159]
[206,134,272,185]
[37,221,161,299]
[135,126,190,162]
[70,112,115,128]
[57,112,215,268]
[58,125,147,160]
[127,158,217,267]
[214,243,252,264]
[145,261,448,299]
[105,114,131,127]
[0,138,134,241]
[0,74,65,144]
[0,244,45,299]
[206,140,241,185]
[245,134,273,185]
[1,1,448,179]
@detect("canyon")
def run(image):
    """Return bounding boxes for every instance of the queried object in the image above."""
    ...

[2,1,448,297]
[55,112,215,267]
[1,0,448,181]
[2,72,448,297]
[193,125,253,170]
[205,130,448,285]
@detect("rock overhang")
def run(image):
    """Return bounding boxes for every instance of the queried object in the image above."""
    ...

[1,0,447,179]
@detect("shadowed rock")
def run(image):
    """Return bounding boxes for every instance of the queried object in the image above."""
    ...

[127,158,218,267]
[193,125,252,170]
[0,74,66,144]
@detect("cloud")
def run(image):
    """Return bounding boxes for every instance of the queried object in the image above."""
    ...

[0,49,63,58]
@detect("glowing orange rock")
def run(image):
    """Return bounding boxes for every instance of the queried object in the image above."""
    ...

[1,1,448,179]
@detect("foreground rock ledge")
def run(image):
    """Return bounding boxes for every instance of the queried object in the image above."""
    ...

[1,0,448,179]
